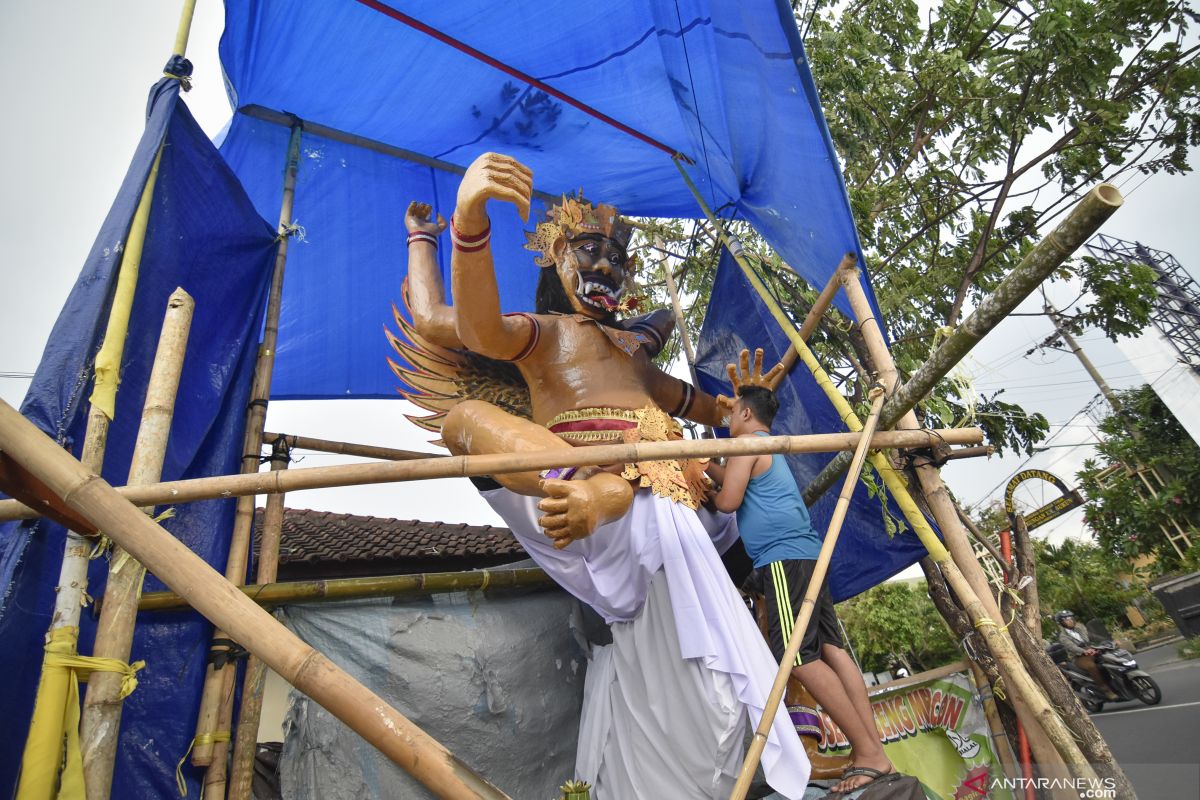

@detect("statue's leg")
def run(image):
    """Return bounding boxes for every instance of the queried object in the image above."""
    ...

[443,400,633,546]
[442,400,570,495]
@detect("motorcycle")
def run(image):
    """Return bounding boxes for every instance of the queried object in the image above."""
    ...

[1046,640,1162,712]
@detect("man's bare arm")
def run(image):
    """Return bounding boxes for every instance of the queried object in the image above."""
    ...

[451,153,536,359]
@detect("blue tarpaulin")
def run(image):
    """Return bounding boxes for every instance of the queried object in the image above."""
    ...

[0,80,276,798]
[216,0,880,398]
[696,252,938,602]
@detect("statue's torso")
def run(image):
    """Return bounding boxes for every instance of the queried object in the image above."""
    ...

[517,314,660,424]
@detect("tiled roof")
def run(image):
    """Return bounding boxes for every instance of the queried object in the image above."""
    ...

[254,508,528,579]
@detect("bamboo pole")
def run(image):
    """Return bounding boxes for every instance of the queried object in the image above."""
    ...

[227,441,290,800]
[172,0,198,58]
[803,185,1124,504]
[656,234,701,386]
[193,120,303,768]
[139,567,555,613]
[671,161,1100,783]
[16,148,166,800]
[833,264,1084,776]
[263,431,441,462]
[0,399,510,800]
[772,253,857,384]
[1012,514,1041,632]
[729,389,887,800]
[80,288,194,800]
[0,428,983,523]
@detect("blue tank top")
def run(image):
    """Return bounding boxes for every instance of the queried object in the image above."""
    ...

[735,432,822,567]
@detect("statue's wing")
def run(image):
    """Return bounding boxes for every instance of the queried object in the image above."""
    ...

[386,283,533,445]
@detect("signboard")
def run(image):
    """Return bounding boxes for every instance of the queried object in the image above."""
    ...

[1003,469,1084,530]
[815,670,1015,800]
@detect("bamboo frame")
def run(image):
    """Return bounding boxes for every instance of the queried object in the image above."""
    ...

[194,121,303,769]
[81,288,194,800]
[772,253,856,383]
[138,567,554,613]
[16,146,167,800]
[0,428,983,524]
[0,399,510,800]
[228,441,290,800]
[803,185,1125,503]
[729,389,887,799]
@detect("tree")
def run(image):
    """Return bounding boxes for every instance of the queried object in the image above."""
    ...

[836,581,961,671]
[1077,384,1200,566]
[634,0,1199,457]
[1035,537,1144,636]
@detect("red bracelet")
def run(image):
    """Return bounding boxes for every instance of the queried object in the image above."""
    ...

[450,215,491,252]
[407,232,438,248]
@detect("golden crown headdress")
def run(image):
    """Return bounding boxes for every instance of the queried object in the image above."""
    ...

[524,192,635,268]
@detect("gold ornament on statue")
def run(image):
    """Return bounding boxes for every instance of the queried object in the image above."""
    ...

[558,779,591,800]
[524,192,635,268]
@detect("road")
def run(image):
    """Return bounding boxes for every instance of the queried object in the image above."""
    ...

[1089,642,1200,798]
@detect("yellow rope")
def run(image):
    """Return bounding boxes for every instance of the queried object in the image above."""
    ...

[176,732,232,797]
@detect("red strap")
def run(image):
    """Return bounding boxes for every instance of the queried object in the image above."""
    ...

[501,312,541,361]
[352,0,691,162]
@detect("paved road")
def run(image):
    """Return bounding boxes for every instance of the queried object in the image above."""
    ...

[1088,643,1200,798]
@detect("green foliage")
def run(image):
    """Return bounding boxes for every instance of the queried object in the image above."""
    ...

[1180,637,1200,660]
[1034,536,1144,636]
[1076,385,1200,566]
[837,580,961,672]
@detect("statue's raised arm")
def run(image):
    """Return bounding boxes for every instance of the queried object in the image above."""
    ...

[450,152,537,360]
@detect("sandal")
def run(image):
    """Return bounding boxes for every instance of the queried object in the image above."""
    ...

[830,767,897,796]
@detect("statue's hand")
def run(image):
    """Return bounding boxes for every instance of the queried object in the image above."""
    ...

[455,152,533,229]
[726,347,785,395]
[537,473,634,549]
[405,201,446,236]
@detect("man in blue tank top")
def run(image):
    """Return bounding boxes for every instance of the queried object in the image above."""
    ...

[706,385,894,794]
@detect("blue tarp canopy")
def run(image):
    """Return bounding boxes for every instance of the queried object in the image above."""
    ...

[216,0,881,398]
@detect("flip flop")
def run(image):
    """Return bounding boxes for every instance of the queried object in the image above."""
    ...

[827,766,897,797]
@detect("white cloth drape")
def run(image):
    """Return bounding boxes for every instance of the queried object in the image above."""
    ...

[481,488,811,799]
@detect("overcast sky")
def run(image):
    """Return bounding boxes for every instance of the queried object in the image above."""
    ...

[2,2,1197,554]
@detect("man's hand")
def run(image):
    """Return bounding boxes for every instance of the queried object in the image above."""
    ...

[405,201,446,236]
[726,348,785,396]
[455,152,533,229]
[1085,647,1098,656]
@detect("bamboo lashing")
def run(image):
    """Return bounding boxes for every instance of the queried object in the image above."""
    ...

[0,399,510,800]
[729,388,887,800]
[673,158,1102,783]
[16,146,168,800]
[227,440,291,800]
[193,120,303,769]
[0,428,983,524]
[81,288,195,800]
[139,567,555,613]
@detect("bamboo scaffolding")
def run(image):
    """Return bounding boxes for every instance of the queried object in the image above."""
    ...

[80,288,194,800]
[835,266,1075,776]
[227,441,290,800]
[803,185,1125,504]
[263,431,441,461]
[672,160,1103,784]
[773,253,857,382]
[0,428,983,524]
[0,399,509,800]
[139,567,554,613]
[656,234,702,387]
[729,389,887,800]
[193,121,303,770]
[16,148,167,800]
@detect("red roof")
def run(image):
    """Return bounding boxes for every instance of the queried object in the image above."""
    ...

[254,508,527,580]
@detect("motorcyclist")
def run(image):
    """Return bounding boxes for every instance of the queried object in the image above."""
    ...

[1055,610,1119,700]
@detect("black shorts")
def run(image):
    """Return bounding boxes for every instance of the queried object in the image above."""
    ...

[753,559,844,666]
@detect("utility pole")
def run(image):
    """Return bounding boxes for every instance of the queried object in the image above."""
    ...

[1044,302,1193,557]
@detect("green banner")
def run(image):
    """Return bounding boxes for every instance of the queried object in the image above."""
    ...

[816,671,1014,800]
